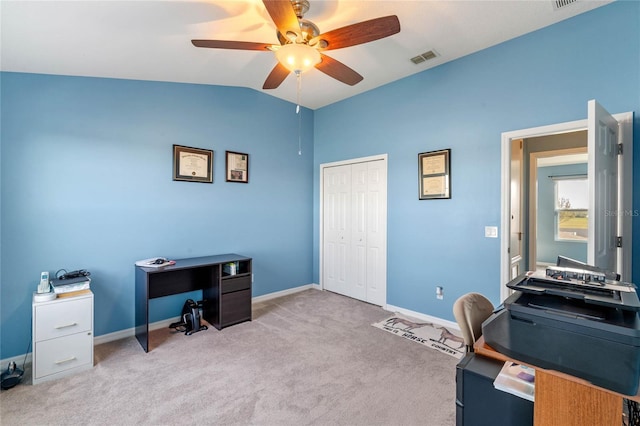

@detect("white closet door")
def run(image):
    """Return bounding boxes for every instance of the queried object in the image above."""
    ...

[364,160,387,306]
[323,165,351,296]
[322,158,387,306]
[350,163,368,301]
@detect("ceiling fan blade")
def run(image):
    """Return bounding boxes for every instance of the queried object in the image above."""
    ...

[263,62,291,89]
[311,15,400,50]
[262,0,300,41]
[191,40,273,51]
[315,54,363,86]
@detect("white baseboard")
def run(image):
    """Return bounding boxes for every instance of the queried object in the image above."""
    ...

[384,303,460,331]
[252,283,320,303]
[0,353,32,371]
[93,316,183,346]
[94,284,319,346]
[94,284,320,346]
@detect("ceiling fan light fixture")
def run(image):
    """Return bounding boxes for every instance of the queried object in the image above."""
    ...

[191,1,401,90]
[274,43,321,73]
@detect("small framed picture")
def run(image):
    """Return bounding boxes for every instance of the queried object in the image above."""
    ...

[173,145,213,183]
[226,151,249,183]
[418,149,451,200]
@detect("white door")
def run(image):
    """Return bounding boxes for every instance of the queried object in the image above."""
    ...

[587,100,618,273]
[363,160,387,306]
[350,162,368,301]
[322,157,387,306]
[323,165,351,296]
[509,139,524,278]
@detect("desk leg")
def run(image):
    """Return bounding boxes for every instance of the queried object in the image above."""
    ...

[134,267,149,352]
[534,370,621,426]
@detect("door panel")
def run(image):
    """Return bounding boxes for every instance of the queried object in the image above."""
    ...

[351,162,368,300]
[323,165,351,295]
[587,100,618,273]
[510,139,524,277]
[365,160,387,306]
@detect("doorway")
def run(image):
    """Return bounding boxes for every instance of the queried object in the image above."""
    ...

[509,134,587,279]
[500,101,633,301]
[529,146,588,273]
[320,154,388,306]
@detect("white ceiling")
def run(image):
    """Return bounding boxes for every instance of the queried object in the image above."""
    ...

[1,0,612,110]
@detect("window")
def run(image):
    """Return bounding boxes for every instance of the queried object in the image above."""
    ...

[555,177,588,242]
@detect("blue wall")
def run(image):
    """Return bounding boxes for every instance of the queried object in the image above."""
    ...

[2,1,639,360]
[536,164,588,264]
[313,1,640,319]
[1,74,314,359]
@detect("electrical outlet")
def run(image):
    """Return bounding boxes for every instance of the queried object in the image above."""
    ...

[436,286,444,300]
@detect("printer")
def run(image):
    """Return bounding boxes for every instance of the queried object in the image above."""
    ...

[482,266,640,396]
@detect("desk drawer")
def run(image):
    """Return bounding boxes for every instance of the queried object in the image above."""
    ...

[222,275,251,294]
[221,289,252,326]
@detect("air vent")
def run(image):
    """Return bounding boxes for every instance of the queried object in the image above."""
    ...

[553,0,578,10]
[411,50,439,65]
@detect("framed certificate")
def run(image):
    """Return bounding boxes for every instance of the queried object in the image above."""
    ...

[226,151,249,183]
[418,149,450,199]
[173,145,213,183]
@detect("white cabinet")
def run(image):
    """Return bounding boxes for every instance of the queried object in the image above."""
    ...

[32,290,94,384]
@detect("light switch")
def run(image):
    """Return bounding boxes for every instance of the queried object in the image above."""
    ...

[485,226,498,238]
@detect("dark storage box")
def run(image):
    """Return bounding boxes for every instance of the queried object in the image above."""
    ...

[456,352,533,426]
[483,292,640,395]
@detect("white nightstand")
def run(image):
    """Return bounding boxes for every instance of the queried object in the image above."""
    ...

[32,290,94,384]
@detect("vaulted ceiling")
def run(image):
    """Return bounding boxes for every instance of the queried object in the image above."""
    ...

[1,0,612,109]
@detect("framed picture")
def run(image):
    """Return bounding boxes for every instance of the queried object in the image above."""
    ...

[418,149,451,200]
[173,145,213,183]
[226,151,249,183]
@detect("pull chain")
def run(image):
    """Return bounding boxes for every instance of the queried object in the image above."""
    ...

[296,70,301,114]
[296,70,302,155]
[298,105,302,155]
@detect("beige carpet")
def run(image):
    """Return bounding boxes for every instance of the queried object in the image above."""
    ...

[0,289,458,425]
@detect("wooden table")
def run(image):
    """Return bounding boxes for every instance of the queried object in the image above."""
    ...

[474,336,639,426]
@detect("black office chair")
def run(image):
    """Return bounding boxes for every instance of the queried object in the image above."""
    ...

[453,293,494,353]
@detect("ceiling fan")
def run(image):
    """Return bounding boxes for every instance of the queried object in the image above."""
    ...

[191,0,400,89]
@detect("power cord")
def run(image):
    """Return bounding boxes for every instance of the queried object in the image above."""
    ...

[22,329,31,373]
